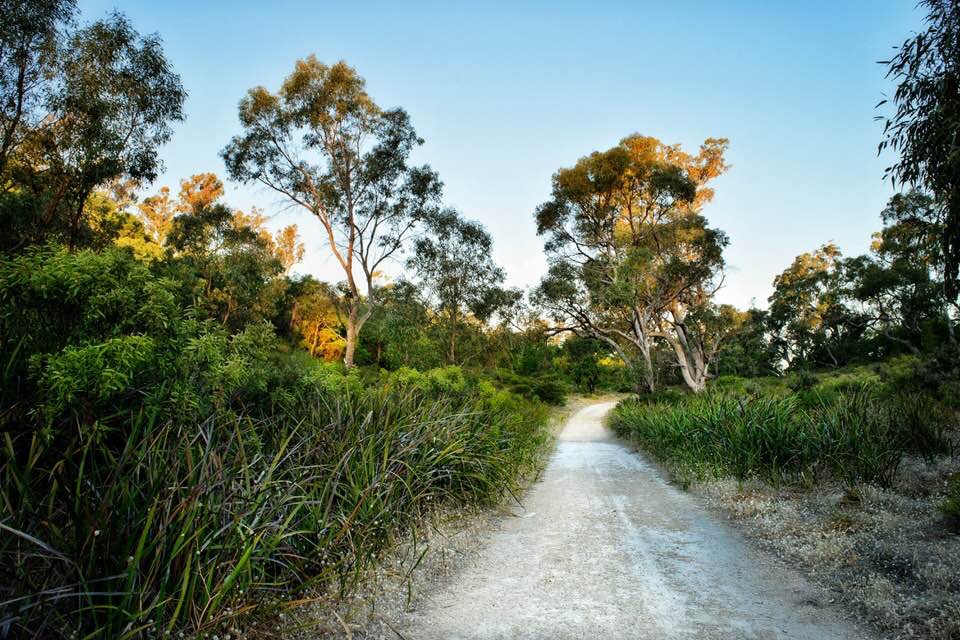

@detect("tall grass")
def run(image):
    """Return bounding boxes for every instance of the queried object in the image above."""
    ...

[610,387,952,486]
[0,385,548,639]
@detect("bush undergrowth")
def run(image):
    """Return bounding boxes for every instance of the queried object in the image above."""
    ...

[610,385,953,487]
[0,381,548,639]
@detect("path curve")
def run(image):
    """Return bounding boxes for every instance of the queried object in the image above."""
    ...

[398,400,871,640]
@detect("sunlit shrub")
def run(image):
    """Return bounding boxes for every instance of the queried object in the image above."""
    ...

[426,365,467,393]
[300,359,364,395]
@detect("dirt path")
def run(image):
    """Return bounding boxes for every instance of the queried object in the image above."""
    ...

[397,400,872,640]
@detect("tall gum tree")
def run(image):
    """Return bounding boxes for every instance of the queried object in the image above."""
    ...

[0,5,185,250]
[880,0,960,299]
[221,57,442,368]
[533,134,737,393]
[408,208,516,364]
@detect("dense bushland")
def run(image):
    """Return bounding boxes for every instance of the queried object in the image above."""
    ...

[3,0,960,637]
[0,244,550,638]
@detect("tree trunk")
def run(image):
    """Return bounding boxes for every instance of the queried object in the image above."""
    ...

[631,310,657,394]
[672,346,707,392]
[310,322,319,358]
[447,307,458,364]
[638,341,656,394]
[343,305,359,369]
[654,326,708,394]
[343,302,373,369]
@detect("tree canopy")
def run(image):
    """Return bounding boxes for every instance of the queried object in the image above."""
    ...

[534,134,736,392]
[221,57,442,367]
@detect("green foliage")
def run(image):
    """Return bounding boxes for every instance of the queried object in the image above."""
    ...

[164,200,284,331]
[0,5,186,250]
[880,0,960,296]
[1,382,548,639]
[787,369,819,393]
[386,365,467,395]
[0,244,294,425]
[533,134,734,393]
[299,358,364,395]
[563,336,604,392]
[611,384,953,487]
[409,208,518,364]
[715,308,780,377]
[426,365,468,393]
[221,56,443,367]
[0,246,549,639]
[491,368,568,406]
[885,391,954,460]
[636,387,688,406]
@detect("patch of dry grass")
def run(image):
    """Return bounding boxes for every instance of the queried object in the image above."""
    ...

[695,453,960,639]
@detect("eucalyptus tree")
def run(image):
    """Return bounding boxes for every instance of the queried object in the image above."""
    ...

[845,191,948,356]
[222,57,442,367]
[767,244,875,369]
[0,0,75,176]
[533,134,734,393]
[409,208,518,364]
[0,4,185,250]
[880,0,960,298]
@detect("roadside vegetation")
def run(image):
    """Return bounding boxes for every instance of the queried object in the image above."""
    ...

[611,368,954,488]
[610,364,960,639]
[599,3,960,637]
[0,242,555,639]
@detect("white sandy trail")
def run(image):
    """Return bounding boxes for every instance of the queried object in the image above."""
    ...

[398,401,871,640]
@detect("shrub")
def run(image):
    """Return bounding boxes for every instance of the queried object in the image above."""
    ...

[386,365,466,395]
[300,358,364,395]
[426,365,467,394]
[638,387,687,406]
[814,390,902,486]
[491,369,568,405]
[788,369,819,393]
[886,391,954,460]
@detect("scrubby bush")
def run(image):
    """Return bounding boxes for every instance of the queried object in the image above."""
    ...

[787,369,819,393]
[1,384,548,639]
[885,391,954,460]
[491,368,568,405]
[636,387,688,406]
[385,365,467,395]
[426,365,467,393]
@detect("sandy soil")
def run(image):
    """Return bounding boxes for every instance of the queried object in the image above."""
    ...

[392,400,874,640]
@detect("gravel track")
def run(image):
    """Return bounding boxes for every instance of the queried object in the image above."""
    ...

[397,400,873,639]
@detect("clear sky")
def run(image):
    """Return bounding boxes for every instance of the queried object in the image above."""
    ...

[79,0,924,309]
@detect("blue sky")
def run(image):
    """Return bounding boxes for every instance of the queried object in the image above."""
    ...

[80,0,923,309]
